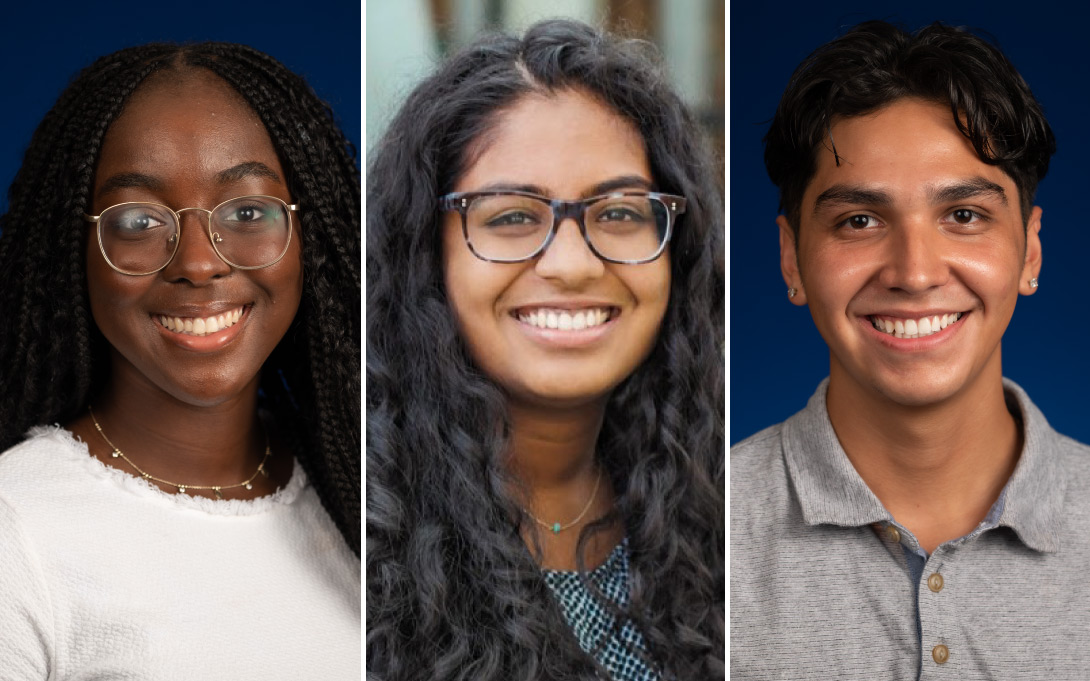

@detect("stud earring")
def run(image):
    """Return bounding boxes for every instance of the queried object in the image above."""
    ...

[1030,277,1039,289]
[787,287,797,299]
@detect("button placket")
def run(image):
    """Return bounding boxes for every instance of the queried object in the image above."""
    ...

[918,550,957,676]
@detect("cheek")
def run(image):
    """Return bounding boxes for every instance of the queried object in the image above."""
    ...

[951,246,1023,308]
[623,259,671,339]
[85,249,140,334]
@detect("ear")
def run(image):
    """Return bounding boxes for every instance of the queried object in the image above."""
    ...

[1019,206,1043,296]
[777,215,807,306]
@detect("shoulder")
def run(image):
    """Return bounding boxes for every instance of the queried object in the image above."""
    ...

[730,423,786,495]
[1053,433,1090,495]
[730,422,797,542]
[0,426,88,495]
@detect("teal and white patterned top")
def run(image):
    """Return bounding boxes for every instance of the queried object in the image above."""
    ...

[542,539,661,681]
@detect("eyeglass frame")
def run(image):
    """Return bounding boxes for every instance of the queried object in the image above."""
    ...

[83,194,299,276]
[438,189,686,265]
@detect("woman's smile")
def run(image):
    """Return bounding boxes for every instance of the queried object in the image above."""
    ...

[153,304,251,352]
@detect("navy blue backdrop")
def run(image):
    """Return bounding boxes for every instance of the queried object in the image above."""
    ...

[730,3,1090,444]
[0,1,361,216]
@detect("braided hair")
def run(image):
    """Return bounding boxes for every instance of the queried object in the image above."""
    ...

[367,19,724,680]
[0,42,361,556]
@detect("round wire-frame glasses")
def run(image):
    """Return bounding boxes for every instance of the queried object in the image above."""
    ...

[438,190,686,264]
[83,194,298,276]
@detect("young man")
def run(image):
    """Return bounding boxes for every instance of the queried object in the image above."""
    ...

[731,21,1090,679]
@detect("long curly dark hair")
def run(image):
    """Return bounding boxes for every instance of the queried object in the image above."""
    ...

[367,19,724,680]
[0,42,361,556]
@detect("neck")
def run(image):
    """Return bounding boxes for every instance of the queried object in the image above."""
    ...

[505,397,621,570]
[504,398,605,487]
[86,355,265,485]
[826,354,1021,553]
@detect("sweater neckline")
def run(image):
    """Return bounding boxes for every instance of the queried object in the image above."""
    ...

[30,425,307,516]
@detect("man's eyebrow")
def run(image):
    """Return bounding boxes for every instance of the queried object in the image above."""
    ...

[812,185,893,214]
[928,178,1007,205]
[215,161,282,185]
[96,172,166,199]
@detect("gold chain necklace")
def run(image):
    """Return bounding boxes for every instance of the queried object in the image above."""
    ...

[525,466,603,535]
[88,406,271,500]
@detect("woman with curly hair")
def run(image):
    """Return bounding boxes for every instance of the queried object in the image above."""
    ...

[367,19,724,681]
[0,43,360,677]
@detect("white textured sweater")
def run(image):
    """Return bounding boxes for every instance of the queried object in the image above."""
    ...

[0,427,360,680]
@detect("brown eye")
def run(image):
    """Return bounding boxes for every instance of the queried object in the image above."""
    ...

[847,215,873,229]
[952,209,975,224]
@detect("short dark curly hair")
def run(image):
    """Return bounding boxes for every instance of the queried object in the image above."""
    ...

[0,42,361,555]
[764,20,1056,233]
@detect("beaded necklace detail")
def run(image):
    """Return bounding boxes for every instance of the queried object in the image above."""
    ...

[88,406,271,499]
[525,466,603,534]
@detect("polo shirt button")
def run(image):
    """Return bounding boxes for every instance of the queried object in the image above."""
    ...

[932,644,949,664]
[928,573,944,592]
[887,526,901,543]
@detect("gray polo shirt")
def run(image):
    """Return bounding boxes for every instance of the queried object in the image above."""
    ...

[731,378,1090,680]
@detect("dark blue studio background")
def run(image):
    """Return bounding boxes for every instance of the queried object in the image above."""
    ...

[730,3,1090,444]
[0,1,360,217]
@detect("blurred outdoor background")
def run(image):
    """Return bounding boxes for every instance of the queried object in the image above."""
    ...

[366,0,724,163]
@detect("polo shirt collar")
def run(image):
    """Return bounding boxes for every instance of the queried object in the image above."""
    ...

[782,378,1065,553]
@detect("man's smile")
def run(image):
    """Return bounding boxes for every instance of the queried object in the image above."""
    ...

[868,311,966,339]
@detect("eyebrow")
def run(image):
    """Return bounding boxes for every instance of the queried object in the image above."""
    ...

[812,177,1009,215]
[96,172,166,199]
[95,161,282,200]
[473,175,653,199]
[812,185,892,214]
[215,161,282,185]
[928,177,1007,205]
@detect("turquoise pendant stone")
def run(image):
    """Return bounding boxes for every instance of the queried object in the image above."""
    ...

[552,523,561,534]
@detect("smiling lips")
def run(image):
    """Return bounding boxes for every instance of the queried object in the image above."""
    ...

[517,307,614,330]
[870,312,964,339]
[156,306,246,337]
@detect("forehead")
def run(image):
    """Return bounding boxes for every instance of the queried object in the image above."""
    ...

[457,89,650,194]
[95,69,281,192]
[802,98,1018,211]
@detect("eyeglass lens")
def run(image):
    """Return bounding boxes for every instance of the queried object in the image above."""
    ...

[99,196,291,274]
[463,194,669,262]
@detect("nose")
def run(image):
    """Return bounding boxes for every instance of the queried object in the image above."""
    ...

[533,217,605,285]
[160,209,232,284]
[877,220,949,293]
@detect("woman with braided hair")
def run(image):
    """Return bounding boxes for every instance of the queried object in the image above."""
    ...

[0,43,360,677]
[367,19,723,681]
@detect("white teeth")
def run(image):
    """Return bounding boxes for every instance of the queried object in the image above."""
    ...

[872,312,962,339]
[158,306,245,337]
[517,307,613,330]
